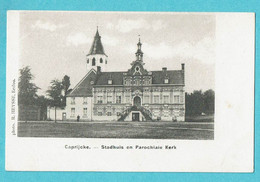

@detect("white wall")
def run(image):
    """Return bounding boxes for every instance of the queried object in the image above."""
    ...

[66,97,93,121]
[86,54,108,72]
[47,107,66,121]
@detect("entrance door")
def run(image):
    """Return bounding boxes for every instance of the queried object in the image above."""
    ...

[62,112,66,120]
[133,96,141,107]
[132,113,140,121]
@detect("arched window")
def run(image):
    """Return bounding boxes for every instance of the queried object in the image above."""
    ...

[100,58,103,63]
[92,58,96,66]
[105,60,107,64]
[87,59,89,64]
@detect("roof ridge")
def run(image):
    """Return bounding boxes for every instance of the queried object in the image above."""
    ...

[152,70,183,72]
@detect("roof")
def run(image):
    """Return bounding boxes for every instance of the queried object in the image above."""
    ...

[68,67,184,98]
[95,72,125,85]
[151,70,184,84]
[87,29,107,56]
[67,70,96,97]
[94,70,184,86]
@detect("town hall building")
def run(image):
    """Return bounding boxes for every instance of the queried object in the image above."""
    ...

[66,29,185,122]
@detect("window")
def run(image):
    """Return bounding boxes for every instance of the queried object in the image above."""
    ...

[107,112,112,116]
[163,95,169,104]
[105,60,107,64]
[163,110,169,117]
[97,96,103,104]
[71,97,75,104]
[154,95,159,103]
[71,108,75,117]
[100,58,103,63]
[107,95,113,103]
[164,79,169,84]
[116,96,121,104]
[125,96,130,103]
[180,95,183,103]
[83,108,87,115]
[87,59,89,64]
[144,95,150,103]
[83,97,87,104]
[92,58,96,66]
[98,112,102,116]
[136,79,140,85]
[174,95,180,103]
[125,80,130,85]
[144,80,149,85]
[108,80,112,85]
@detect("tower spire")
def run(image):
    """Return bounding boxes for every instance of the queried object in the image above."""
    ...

[87,28,106,56]
[135,35,143,62]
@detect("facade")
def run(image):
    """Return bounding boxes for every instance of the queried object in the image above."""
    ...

[47,107,66,121]
[66,29,185,122]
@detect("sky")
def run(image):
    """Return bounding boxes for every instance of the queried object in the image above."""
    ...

[19,11,215,95]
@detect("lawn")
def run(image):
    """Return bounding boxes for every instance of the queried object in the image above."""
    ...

[18,121,214,140]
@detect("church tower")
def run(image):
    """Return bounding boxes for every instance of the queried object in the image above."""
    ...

[86,28,108,72]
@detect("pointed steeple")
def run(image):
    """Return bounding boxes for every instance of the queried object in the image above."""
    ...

[135,35,143,61]
[87,27,107,56]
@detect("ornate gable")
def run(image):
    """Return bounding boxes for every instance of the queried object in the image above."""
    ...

[127,61,148,76]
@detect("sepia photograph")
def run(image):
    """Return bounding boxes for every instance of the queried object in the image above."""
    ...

[5,11,254,172]
[16,11,215,139]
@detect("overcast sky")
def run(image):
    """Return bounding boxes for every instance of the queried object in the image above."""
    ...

[19,11,215,95]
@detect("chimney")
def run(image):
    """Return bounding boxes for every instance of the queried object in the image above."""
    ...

[97,66,101,74]
[181,63,185,71]
[162,67,167,71]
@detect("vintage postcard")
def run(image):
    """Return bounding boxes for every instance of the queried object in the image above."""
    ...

[5,11,254,172]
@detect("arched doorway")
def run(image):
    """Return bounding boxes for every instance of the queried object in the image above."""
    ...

[133,96,141,107]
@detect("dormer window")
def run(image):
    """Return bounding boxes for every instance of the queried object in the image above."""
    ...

[164,78,169,84]
[108,79,112,85]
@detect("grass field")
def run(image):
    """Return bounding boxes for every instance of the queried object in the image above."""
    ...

[18,121,214,140]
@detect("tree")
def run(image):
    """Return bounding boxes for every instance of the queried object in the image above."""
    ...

[18,66,39,105]
[203,89,215,114]
[61,75,70,106]
[62,75,70,95]
[46,79,63,122]
[35,95,50,120]
[185,89,215,116]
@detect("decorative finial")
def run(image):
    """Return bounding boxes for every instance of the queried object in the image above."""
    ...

[138,34,141,42]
